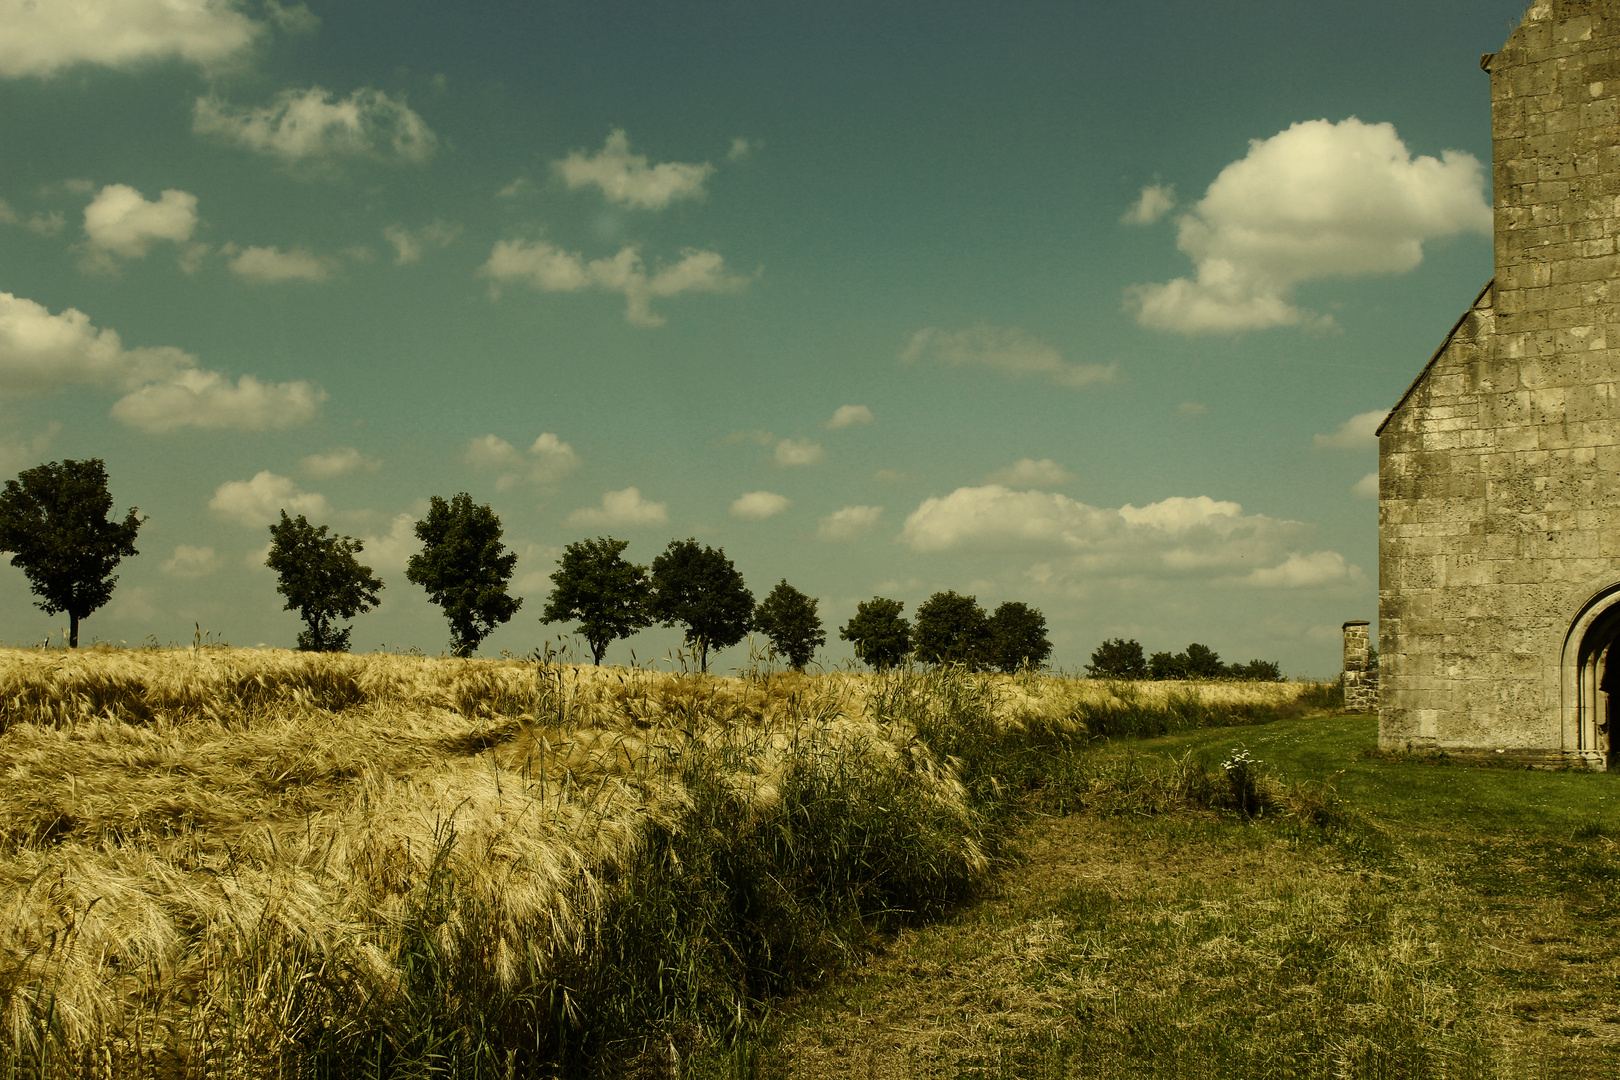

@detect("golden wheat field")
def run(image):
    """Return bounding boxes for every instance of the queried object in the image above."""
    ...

[0,647,1307,1078]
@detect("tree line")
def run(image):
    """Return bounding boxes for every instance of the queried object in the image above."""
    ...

[0,459,1053,671]
[1084,637,1284,682]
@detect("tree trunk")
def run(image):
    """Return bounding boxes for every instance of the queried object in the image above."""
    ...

[592,639,606,665]
[69,610,79,649]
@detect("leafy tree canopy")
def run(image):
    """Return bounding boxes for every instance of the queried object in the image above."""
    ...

[0,458,142,647]
[406,493,522,657]
[987,601,1052,673]
[913,591,992,668]
[266,511,383,652]
[839,596,911,671]
[753,579,826,671]
[1087,638,1148,680]
[1226,658,1285,682]
[1149,643,1227,680]
[540,536,652,664]
[648,538,753,672]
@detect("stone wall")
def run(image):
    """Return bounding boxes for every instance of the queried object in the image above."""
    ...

[1378,0,1620,766]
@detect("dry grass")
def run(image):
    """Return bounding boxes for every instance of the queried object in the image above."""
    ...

[0,648,1305,1078]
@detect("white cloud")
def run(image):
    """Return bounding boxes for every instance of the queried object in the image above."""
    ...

[1313,409,1387,449]
[194,87,437,165]
[480,237,749,326]
[1353,472,1379,499]
[383,220,460,265]
[1244,550,1359,588]
[728,137,759,162]
[464,432,580,490]
[226,244,336,283]
[825,404,873,429]
[555,129,713,210]
[901,324,1116,389]
[985,458,1073,488]
[0,421,61,473]
[210,471,330,528]
[565,487,668,528]
[160,544,217,578]
[111,369,324,432]
[264,1,319,34]
[817,505,882,542]
[514,541,563,595]
[1179,401,1208,418]
[82,184,198,262]
[898,485,1360,588]
[0,0,262,78]
[774,438,824,467]
[0,290,321,431]
[1121,183,1175,225]
[301,446,380,478]
[1127,118,1492,334]
[358,513,418,573]
[730,491,790,520]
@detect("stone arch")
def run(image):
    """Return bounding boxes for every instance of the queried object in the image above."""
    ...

[1559,578,1620,769]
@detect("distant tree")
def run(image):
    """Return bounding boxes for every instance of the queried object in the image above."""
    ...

[1147,650,1183,680]
[1150,643,1225,680]
[753,579,826,670]
[649,538,753,672]
[1087,638,1148,680]
[913,591,992,668]
[987,601,1052,673]
[265,511,383,652]
[0,459,143,648]
[1227,658,1285,682]
[406,493,522,657]
[540,536,652,664]
[840,597,911,671]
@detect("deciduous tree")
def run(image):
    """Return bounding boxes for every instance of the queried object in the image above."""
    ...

[406,493,522,657]
[753,579,825,670]
[1086,638,1148,680]
[265,511,383,652]
[648,538,753,672]
[0,459,142,648]
[540,536,652,664]
[912,591,991,668]
[839,597,911,671]
[986,601,1052,673]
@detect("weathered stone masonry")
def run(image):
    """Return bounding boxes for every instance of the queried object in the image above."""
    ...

[1342,621,1378,714]
[1378,0,1620,766]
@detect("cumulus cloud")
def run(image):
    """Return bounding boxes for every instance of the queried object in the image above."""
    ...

[81,184,198,265]
[728,137,759,162]
[0,0,262,78]
[731,491,790,520]
[0,197,64,237]
[774,438,823,467]
[194,87,437,165]
[480,237,749,326]
[901,324,1116,389]
[825,404,873,429]
[209,471,329,528]
[463,432,580,490]
[0,291,321,431]
[160,544,217,578]
[985,458,1073,488]
[898,485,1360,588]
[1121,183,1175,225]
[555,129,713,210]
[565,487,668,528]
[111,369,325,432]
[0,421,61,473]
[1353,472,1379,499]
[301,446,380,478]
[1127,118,1492,334]
[1313,410,1387,449]
[226,244,337,283]
[358,513,418,572]
[383,220,460,265]
[817,505,882,542]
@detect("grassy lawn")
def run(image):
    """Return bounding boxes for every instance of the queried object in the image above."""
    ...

[750,714,1620,1080]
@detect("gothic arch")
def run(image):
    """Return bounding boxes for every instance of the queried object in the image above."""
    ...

[1559,578,1620,769]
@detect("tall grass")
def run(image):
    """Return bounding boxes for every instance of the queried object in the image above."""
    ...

[0,648,1327,1078]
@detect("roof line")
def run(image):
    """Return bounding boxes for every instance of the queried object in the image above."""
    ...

[1376,278,1494,437]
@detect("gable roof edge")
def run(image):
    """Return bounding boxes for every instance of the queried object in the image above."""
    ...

[1375,278,1494,437]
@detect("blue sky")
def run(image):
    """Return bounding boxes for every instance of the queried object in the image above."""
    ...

[0,0,1527,673]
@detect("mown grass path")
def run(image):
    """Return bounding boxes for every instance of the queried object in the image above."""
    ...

[760,715,1620,1079]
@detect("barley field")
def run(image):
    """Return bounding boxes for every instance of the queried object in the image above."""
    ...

[0,647,1309,1079]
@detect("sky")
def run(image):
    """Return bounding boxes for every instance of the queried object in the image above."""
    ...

[0,0,1530,674]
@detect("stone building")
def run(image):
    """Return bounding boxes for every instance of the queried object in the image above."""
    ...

[1377,0,1620,767]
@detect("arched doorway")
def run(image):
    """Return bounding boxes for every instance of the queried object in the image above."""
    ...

[1560,582,1620,769]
